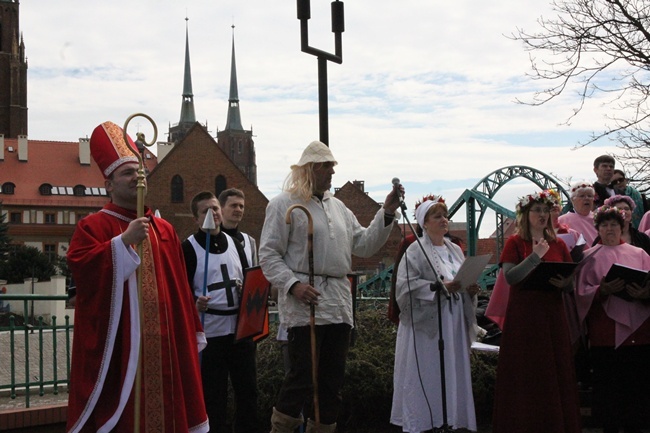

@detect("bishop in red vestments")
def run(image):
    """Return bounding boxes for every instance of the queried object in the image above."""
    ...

[66,121,209,433]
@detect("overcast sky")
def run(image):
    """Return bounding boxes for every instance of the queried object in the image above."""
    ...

[19,0,623,235]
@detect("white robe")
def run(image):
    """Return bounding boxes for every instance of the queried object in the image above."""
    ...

[390,236,477,432]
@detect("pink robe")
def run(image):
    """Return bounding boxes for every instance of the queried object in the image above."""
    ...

[576,242,650,347]
[558,211,597,246]
[639,210,650,234]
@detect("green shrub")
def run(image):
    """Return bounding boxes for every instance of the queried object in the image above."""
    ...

[254,299,497,432]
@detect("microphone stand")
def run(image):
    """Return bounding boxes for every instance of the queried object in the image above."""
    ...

[397,197,453,433]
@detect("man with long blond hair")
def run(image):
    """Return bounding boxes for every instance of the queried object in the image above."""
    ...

[259,140,403,433]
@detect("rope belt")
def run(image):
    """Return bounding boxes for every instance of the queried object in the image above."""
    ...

[295,271,346,280]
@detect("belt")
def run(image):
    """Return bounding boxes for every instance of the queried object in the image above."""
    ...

[295,271,346,279]
[205,308,238,316]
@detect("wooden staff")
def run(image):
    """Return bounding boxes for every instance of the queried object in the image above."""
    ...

[123,113,158,433]
[285,204,320,427]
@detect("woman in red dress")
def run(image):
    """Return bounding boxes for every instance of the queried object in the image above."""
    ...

[492,190,581,433]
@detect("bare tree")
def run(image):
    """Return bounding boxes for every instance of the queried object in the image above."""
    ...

[512,0,650,191]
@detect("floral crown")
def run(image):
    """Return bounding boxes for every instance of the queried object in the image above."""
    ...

[544,189,561,206]
[569,182,595,197]
[515,190,556,214]
[604,194,636,210]
[414,194,445,210]
[593,205,625,226]
[570,183,592,193]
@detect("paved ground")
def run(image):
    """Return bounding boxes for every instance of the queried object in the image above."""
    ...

[0,329,69,411]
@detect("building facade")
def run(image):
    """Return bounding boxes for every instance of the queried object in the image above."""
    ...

[0,135,156,261]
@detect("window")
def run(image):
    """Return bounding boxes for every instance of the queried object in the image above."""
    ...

[73,185,86,196]
[171,175,184,203]
[39,184,53,195]
[43,244,57,263]
[9,212,21,223]
[2,182,15,195]
[76,213,88,222]
[215,175,227,198]
[238,141,242,154]
[44,212,56,224]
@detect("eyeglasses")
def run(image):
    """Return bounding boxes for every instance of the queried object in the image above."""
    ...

[611,178,626,186]
[575,194,594,200]
[529,207,550,214]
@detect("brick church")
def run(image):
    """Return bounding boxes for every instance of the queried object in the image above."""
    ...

[0,3,403,276]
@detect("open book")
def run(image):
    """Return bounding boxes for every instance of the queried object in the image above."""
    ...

[521,261,578,291]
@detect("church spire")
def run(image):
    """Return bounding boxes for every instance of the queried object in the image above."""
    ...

[168,16,197,144]
[225,25,243,131]
[216,23,257,185]
[179,17,196,125]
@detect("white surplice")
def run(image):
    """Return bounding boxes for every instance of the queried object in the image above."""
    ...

[390,236,477,432]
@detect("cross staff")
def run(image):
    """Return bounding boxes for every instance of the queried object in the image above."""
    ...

[122,113,157,433]
[285,204,320,427]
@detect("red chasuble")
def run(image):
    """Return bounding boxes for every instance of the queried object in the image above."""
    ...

[66,203,208,433]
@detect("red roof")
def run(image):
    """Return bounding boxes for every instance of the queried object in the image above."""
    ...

[0,137,157,208]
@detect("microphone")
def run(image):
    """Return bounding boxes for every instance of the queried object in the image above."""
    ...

[392,177,407,211]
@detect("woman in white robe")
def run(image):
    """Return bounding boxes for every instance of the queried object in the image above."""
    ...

[390,196,478,433]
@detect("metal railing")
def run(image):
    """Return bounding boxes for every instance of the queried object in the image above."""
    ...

[357,266,392,298]
[356,263,498,298]
[0,294,72,408]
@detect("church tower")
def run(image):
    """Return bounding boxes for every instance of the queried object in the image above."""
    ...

[168,17,197,144]
[217,26,257,186]
[0,0,28,138]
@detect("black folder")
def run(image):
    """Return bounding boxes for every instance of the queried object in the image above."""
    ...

[522,261,578,291]
[604,263,650,301]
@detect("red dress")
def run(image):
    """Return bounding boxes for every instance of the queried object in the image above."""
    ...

[492,235,581,433]
[66,203,208,433]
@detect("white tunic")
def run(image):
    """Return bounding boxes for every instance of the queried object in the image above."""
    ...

[241,232,258,267]
[188,234,243,338]
[259,191,395,328]
[390,236,477,432]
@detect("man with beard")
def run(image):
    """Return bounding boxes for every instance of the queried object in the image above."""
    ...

[259,140,403,433]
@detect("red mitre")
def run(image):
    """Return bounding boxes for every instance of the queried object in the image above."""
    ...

[90,121,139,178]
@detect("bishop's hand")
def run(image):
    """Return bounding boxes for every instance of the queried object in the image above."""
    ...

[121,216,150,246]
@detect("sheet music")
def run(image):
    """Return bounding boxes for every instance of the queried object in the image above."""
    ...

[453,254,492,290]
